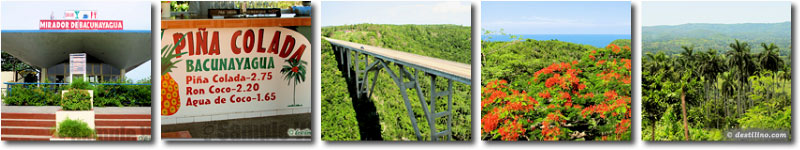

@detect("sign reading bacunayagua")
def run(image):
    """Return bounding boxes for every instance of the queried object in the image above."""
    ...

[160,27,310,119]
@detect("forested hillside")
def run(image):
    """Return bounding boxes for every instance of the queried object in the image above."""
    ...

[643,22,791,57]
[321,24,472,141]
[642,39,792,141]
[322,24,471,63]
[482,37,632,141]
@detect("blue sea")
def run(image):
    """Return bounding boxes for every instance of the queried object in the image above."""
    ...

[482,34,631,48]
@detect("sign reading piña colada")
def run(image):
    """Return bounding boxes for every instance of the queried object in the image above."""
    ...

[160,27,310,118]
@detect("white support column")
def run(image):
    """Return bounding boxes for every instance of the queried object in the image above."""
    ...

[120,69,126,82]
[40,68,47,83]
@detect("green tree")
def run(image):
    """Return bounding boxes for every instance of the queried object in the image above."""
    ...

[758,43,782,72]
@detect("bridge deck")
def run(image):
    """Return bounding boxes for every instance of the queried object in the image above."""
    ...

[324,37,471,84]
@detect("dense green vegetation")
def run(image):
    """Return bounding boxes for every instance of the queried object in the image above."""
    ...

[321,24,471,141]
[642,39,792,141]
[643,22,791,57]
[322,24,471,63]
[93,79,152,107]
[2,78,152,107]
[481,33,632,141]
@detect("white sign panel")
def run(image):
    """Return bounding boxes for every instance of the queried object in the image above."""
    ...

[69,53,86,74]
[160,27,311,122]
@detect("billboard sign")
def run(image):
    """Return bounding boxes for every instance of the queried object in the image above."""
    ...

[160,27,310,123]
[69,53,86,75]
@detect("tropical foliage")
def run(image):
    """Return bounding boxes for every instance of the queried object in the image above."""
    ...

[642,39,792,141]
[322,24,471,141]
[481,32,632,141]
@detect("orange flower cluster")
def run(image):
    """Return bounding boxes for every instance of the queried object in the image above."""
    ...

[534,62,577,81]
[541,112,566,141]
[537,62,583,92]
[595,59,631,84]
[580,90,631,125]
[615,119,631,136]
[607,44,621,53]
[621,59,631,70]
[498,119,525,141]
[560,91,572,107]
[482,80,509,108]
[545,74,562,88]
[539,91,552,99]
[481,107,500,133]
[481,79,539,140]
[604,90,618,101]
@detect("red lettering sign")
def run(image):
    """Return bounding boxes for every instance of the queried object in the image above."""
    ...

[39,20,123,30]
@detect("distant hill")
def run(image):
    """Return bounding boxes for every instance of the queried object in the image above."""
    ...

[642,22,790,56]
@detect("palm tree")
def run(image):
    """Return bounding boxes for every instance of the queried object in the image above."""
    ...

[696,48,725,129]
[758,43,782,72]
[645,52,670,74]
[643,52,671,141]
[727,40,755,80]
[281,58,308,107]
[725,40,756,116]
[679,45,697,71]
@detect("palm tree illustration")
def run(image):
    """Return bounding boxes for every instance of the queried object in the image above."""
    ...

[280,58,307,107]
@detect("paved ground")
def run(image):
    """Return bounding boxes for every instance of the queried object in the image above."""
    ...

[1,106,151,114]
[162,113,311,140]
[95,107,152,114]
[0,106,60,113]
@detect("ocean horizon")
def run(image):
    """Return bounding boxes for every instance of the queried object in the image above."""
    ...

[482,34,631,48]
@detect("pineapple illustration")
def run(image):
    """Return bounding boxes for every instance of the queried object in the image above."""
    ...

[161,31,187,116]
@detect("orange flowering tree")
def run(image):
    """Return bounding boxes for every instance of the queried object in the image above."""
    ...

[482,44,631,141]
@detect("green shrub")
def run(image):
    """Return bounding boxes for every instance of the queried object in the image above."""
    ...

[68,77,92,90]
[2,85,61,106]
[94,83,151,107]
[61,90,92,111]
[55,118,96,138]
[94,96,123,107]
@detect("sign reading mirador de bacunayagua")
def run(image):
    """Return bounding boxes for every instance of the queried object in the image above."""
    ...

[160,27,310,120]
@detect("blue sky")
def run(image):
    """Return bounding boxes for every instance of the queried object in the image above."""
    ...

[643,1,791,26]
[482,1,630,35]
[322,1,471,26]
[1,1,151,82]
